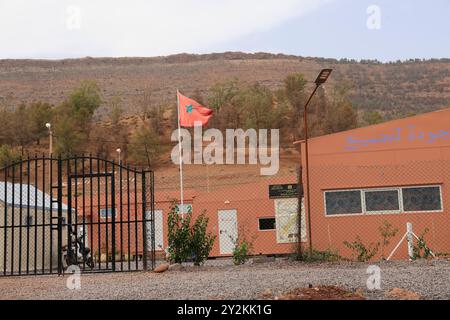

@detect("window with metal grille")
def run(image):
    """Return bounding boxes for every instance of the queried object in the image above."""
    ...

[364,189,400,213]
[325,190,362,215]
[324,185,443,216]
[402,186,442,212]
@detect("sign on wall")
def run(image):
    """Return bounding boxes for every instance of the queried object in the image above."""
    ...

[269,184,301,199]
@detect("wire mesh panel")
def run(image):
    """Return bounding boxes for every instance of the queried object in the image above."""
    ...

[304,157,450,261]
[153,165,304,261]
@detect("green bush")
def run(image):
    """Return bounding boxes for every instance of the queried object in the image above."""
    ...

[412,228,433,260]
[232,238,253,265]
[167,203,192,264]
[344,236,380,262]
[167,202,216,265]
[190,212,216,266]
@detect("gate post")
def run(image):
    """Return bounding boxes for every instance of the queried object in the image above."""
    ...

[57,156,63,275]
[111,163,116,271]
[142,170,148,271]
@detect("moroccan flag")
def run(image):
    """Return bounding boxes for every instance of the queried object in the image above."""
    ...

[177,91,213,127]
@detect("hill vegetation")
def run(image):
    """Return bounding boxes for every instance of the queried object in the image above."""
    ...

[0,52,449,169]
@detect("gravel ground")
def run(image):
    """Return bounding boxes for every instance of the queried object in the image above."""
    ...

[0,259,449,300]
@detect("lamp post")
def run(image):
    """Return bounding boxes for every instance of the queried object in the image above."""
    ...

[116,148,122,165]
[303,69,332,256]
[45,122,53,156]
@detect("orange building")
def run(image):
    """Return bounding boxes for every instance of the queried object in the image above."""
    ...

[75,179,302,259]
[76,108,450,261]
[298,108,450,259]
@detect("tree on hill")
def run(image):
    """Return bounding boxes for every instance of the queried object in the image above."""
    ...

[324,82,358,133]
[128,125,160,168]
[27,101,53,145]
[0,144,22,168]
[282,73,307,139]
[53,80,102,155]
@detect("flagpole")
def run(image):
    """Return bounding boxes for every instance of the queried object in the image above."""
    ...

[176,89,185,216]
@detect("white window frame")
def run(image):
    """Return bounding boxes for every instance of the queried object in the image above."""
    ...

[324,184,443,217]
[362,187,401,215]
[323,189,364,217]
[401,185,444,213]
[258,217,276,231]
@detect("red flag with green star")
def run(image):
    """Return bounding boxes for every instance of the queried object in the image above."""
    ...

[177,91,213,127]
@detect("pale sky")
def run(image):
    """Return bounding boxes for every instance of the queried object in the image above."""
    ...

[0,0,448,61]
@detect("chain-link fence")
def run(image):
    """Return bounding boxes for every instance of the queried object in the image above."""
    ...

[304,157,450,261]
[153,164,304,260]
[152,146,449,263]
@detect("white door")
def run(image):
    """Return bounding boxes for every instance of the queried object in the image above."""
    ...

[145,210,164,251]
[218,209,238,255]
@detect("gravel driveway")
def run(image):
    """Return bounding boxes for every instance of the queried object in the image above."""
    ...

[1,259,449,300]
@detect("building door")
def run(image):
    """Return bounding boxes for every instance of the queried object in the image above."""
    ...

[218,209,238,255]
[146,210,163,251]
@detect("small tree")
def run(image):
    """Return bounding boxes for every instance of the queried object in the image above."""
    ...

[167,203,192,263]
[133,88,152,123]
[190,212,216,266]
[54,81,102,155]
[27,101,53,145]
[0,145,22,168]
[166,202,216,265]
[128,125,160,168]
[108,95,123,127]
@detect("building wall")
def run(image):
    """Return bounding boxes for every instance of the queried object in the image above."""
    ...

[300,109,450,259]
[79,180,304,259]
[0,204,71,273]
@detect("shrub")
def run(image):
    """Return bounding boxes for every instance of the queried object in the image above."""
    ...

[190,212,216,266]
[378,220,399,260]
[166,202,215,265]
[232,238,253,265]
[344,236,380,262]
[167,203,192,263]
[412,228,433,260]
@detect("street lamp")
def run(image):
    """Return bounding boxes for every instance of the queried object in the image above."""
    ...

[45,122,53,156]
[303,69,332,256]
[116,148,122,165]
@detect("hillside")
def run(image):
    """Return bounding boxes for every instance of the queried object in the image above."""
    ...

[1,52,449,121]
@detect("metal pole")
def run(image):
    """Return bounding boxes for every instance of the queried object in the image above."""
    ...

[297,164,303,259]
[303,84,319,257]
[176,90,185,216]
[48,127,53,157]
[57,156,63,275]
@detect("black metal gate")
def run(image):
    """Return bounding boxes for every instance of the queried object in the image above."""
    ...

[0,155,155,276]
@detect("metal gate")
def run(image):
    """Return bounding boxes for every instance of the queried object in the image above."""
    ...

[0,155,155,276]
